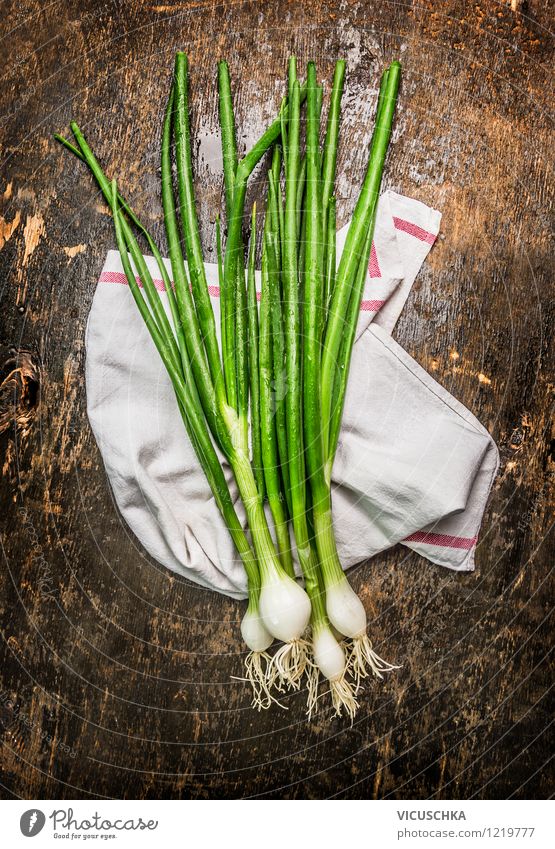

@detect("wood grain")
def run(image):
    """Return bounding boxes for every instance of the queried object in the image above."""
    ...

[0,0,553,799]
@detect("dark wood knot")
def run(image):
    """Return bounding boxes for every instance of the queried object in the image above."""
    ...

[0,349,40,437]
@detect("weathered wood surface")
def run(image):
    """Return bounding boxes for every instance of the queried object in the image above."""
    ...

[1,0,553,800]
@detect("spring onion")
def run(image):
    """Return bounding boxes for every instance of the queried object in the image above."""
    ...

[57,50,402,718]
[310,63,402,685]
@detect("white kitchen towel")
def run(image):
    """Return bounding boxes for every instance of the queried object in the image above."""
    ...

[85,190,499,600]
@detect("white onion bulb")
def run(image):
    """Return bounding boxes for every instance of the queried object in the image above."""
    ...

[241,607,274,652]
[259,573,311,642]
[312,627,346,682]
[325,577,367,639]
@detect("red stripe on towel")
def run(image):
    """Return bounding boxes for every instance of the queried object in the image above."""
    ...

[393,216,437,245]
[360,298,386,312]
[99,270,224,298]
[403,531,477,549]
[99,270,164,290]
[100,270,386,314]
[368,242,381,278]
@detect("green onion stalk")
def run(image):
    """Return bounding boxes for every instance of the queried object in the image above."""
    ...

[211,56,313,682]
[263,172,296,583]
[258,186,312,692]
[310,62,402,689]
[276,60,357,718]
[161,66,294,702]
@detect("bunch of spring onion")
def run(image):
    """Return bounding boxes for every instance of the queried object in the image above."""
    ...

[56,52,401,718]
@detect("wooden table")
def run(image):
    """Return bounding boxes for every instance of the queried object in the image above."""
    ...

[1,0,553,799]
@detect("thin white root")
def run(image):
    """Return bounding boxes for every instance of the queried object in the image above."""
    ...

[269,636,311,692]
[330,676,359,721]
[305,668,358,722]
[347,633,401,691]
[305,657,321,720]
[239,651,287,711]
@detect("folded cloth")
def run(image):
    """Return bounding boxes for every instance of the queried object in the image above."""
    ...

[85,190,499,600]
